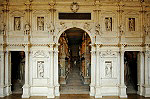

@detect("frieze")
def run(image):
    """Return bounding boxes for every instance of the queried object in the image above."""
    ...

[33,50,49,58]
[100,50,117,57]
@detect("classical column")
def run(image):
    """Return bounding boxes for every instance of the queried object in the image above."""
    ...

[5,51,12,95]
[47,44,55,98]
[22,49,30,98]
[143,49,150,97]
[90,48,96,96]
[95,45,102,98]
[0,51,5,97]
[119,50,127,98]
[53,44,60,96]
[137,51,144,95]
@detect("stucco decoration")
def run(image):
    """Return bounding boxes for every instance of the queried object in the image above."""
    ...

[70,2,79,13]
[95,23,102,35]
[47,21,55,35]
[33,50,49,58]
[100,50,117,57]
[105,61,112,78]
[83,22,91,31]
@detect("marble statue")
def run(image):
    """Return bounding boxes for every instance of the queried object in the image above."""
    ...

[37,17,44,31]
[105,62,112,78]
[37,61,44,78]
[14,17,21,30]
[105,17,112,31]
[129,18,135,31]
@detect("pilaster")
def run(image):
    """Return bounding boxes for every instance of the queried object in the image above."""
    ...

[53,44,60,96]
[0,51,5,97]
[4,51,12,96]
[90,44,96,96]
[47,44,55,98]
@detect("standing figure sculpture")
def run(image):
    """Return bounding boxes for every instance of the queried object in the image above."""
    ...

[105,17,112,31]
[105,63,112,78]
[14,17,21,30]
[129,18,135,31]
[37,17,44,31]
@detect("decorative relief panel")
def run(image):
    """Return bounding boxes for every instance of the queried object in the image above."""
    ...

[33,50,49,58]
[105,61,112,78]
[37,61,44,78]
[100,50,117,58]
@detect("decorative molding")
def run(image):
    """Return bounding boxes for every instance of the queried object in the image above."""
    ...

[83,22,91,31]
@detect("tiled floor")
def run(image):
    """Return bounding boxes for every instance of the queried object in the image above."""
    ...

[0,94,150,99]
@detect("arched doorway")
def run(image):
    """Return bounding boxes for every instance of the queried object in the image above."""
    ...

[58,28,91,94]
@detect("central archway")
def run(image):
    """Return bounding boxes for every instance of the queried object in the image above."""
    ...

[58,27,92,94]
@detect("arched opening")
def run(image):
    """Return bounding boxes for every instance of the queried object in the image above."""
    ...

[58,28,91,94]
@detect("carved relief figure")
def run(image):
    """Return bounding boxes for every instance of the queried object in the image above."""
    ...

[37,17,44,31]
[105,61,112,78]
[129,18,135,31]
[24,23,30,35]
[14,17,21,30]
[105,17,112,31]
[47,21,55,34]
[37,61,44,78]
[83,22,91,31]
[95,23,101,35]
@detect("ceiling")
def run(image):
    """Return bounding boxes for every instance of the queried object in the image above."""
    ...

[65,28,85,46]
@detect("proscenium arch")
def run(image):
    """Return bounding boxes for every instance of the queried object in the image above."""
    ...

[56,26,94,44]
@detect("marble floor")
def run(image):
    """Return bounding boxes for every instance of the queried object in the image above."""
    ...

[0,94,150,99]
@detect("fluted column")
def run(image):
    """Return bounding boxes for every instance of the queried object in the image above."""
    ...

[137,51,144,95]
[5,51,12,96]
[119,49,127,98]
[0,51,5,97]
[22,47,30,98]
[53,44,60,96]
[90,47,96,96]
[47,44,55,98]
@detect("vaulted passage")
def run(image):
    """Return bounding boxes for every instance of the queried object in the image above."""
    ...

[58,28,91,94]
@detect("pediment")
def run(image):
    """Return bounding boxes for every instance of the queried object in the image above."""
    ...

[33,50,49,58]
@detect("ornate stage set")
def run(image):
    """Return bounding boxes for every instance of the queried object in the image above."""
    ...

[0,0,150,98]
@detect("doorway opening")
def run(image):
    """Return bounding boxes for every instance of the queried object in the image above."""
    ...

[11,51,25,94]
[58,28,91,94]
[124,51,139,94]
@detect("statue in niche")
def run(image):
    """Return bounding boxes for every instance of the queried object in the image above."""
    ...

[105,62,112,78]
[24,23,30,35]
[37,17,44,31]
[19,51,25,84]
[105,17,112,31]
[47,21,55,35]
[129,18,135,31]
[95,23,101,35]
[37,61,44,78]
[14,17,21,30]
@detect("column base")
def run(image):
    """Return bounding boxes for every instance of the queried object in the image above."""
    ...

[0,86,5,97]
[90,84,95,96]
[119,85,127,98]
[95,86,102,98]
[59,76,66,84]
[5,85,12,96]
[143,85,150,97]
[22,84,30,98]
[137,84,144,96]
[55,84,60,96]
[47,86,55,98]
[83,76,91,84]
